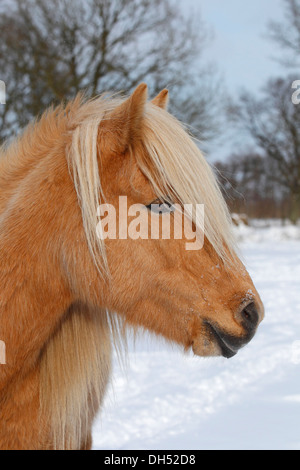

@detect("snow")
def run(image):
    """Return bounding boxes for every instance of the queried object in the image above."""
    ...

[93,220,300,450]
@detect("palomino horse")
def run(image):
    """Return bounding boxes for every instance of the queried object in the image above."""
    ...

[0,84,264,450]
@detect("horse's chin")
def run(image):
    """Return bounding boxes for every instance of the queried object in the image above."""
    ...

[191,332,238,359]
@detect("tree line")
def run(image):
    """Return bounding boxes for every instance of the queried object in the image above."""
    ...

[216,0,300,223]
[0,0,299,222]
[0,0,220,143]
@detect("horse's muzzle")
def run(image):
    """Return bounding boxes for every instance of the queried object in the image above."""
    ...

[207,302,261,359]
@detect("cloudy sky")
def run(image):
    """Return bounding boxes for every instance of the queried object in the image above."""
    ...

[183,0,284,91]
[179,0,286,160]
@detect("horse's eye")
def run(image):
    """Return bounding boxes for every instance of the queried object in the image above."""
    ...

[146,199,175,214]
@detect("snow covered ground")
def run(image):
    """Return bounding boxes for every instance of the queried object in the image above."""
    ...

[93,220,300,450]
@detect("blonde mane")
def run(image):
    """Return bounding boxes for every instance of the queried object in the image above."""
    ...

[1,92,236,271]
[66,93,237,277]
[141,104,237,263]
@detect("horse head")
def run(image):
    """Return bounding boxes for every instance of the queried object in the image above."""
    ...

[68,83,264,359]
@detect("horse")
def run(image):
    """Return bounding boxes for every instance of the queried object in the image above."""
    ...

[0,84,264,450]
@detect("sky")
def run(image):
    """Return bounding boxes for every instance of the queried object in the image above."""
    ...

[178,0,286,161]
[188,0,284,93]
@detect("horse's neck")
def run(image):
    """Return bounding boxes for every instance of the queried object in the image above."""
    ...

[0,117,112,448]
[0,223,73,448]
[0,234,73,390]
[0,131,74,389]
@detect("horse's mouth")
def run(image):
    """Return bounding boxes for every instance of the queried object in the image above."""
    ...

[206,324,238,359]
[191,321,257,359]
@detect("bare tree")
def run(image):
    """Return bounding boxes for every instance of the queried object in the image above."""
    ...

[219,0,300,222]
[228,77,300,222]
[215,152,290,219]
[267,0,300,68]
[0,0,219,144]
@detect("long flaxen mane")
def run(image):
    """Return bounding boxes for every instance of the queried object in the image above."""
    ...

[0,90,238,449]
[66,92,237,274]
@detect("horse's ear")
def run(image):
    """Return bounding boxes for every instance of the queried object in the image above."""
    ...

[105,83,148,152]
[151,89,169,110]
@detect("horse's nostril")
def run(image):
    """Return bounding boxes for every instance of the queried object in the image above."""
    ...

[240,302,259,332]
